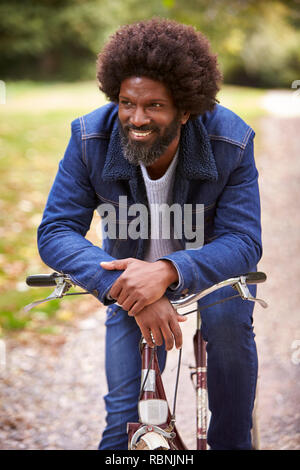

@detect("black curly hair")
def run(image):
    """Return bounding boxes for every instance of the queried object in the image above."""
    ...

[96,18,222,119]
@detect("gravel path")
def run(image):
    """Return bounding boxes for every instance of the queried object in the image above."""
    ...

[251,116,300,450]
[0,113,299,451]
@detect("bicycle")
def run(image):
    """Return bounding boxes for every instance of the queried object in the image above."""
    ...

[24,270,267,450]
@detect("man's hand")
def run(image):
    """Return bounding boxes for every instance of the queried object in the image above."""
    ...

[133,296,186,351]
[101,258,178,315]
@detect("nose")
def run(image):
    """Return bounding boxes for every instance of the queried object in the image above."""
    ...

[129,106,151,128]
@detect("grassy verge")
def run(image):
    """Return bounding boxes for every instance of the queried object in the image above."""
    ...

[0,81,268,336]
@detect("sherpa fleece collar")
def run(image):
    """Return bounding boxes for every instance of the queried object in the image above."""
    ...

[101,117,218,183]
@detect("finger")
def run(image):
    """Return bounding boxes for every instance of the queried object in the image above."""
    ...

[177,313,188,322]
[121,296,137,313]
[116,289,130,307]
[128,298,147,317]
[109,280,123,300]
[100,259,130,271]
[140,327,155,349]
[100,261,118,270]
[160,324,175,351]
[169,317,183,350]
[150,327,163,347]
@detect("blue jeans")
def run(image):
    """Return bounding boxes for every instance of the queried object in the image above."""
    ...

[98,291,258,450]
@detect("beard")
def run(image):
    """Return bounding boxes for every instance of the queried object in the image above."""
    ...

[118,114,182,167]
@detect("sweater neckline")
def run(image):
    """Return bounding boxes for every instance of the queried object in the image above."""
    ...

[140,148,179,188]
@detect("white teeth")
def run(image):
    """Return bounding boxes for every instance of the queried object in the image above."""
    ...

[131,130,152,137]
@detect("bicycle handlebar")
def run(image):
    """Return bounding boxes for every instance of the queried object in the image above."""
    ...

[172,272,267,310]
[26,272,61,287]
[24,271,268,312]
[243,271,267,284]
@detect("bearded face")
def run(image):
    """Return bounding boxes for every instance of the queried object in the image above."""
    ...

[118,77,186,167]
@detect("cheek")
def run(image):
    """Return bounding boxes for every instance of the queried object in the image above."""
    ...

[118,111,126,124]
[154,115,173,129]
[118,107,131,121]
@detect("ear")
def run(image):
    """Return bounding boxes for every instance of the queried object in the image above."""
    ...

[180,111,190,125]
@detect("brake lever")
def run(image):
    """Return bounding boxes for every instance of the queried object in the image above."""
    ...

[234,277,268,309]
[24,276,74,312]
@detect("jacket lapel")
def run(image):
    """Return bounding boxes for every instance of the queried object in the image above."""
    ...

[101,124,135,181]
[173,118,218,207]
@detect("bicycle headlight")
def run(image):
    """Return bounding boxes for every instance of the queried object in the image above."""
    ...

[138,399,168,425]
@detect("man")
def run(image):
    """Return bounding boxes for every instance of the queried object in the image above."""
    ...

[38,18,262,450]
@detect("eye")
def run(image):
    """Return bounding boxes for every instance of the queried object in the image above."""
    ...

[120,99,132,108]
[149,103,163,109]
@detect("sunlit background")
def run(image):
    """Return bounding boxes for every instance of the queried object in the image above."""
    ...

[0,0,299,451]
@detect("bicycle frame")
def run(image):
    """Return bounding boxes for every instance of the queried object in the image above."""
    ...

[127,339,187,450]
[192,312,208,450]
[127,312,206,451]
[127,272,268,450]
[24,271,267,451]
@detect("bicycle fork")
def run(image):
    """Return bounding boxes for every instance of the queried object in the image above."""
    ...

[127,338,187,450]
[190,311,208,450]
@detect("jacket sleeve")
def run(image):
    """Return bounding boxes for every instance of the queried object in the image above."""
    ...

[37,119,121,305]
[160,134,262,298]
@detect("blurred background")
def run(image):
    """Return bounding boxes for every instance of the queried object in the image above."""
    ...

[0,0,299,451]
[1,0,300,85]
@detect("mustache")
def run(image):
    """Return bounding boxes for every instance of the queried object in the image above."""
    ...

[123,124,158,132]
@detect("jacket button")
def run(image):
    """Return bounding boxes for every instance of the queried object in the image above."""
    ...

[92,289,98,296]
[181,288,189,295]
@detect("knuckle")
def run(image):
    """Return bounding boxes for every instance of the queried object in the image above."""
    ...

[139,293,147,303]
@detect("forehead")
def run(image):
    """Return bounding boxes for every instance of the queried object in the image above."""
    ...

[119,76,174,103]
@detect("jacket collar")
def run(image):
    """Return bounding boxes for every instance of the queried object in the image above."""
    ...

[102,117,218,182]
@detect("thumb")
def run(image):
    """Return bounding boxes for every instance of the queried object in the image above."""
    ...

[177,313,188,322]
[100,259,130,271]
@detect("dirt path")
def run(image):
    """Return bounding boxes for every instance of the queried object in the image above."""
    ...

[0,113,299,450]
[251,116,300,450]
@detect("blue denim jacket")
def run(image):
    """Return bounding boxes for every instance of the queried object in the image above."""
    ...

[38,103,262,307]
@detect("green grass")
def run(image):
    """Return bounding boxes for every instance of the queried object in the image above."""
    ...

[218,85,268,124]
[0,80,268,335]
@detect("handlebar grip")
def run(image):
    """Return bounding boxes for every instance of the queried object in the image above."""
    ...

[244,272,267,284]
[26,273,60,287]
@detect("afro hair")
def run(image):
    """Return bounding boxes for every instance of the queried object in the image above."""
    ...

[96,18,222,119]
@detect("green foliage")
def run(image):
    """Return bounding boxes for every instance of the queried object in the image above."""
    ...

[0,80,107,334]
[0,0,299,86]
[164,0,300,87]
[0,0,111,80]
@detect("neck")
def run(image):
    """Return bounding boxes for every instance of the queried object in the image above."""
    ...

[146,135,180,180]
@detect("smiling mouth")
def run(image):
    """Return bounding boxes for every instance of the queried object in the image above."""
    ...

[129,129,155,140]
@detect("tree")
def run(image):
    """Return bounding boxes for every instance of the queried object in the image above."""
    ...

[0,0,299,86]
[0,0,113,79]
